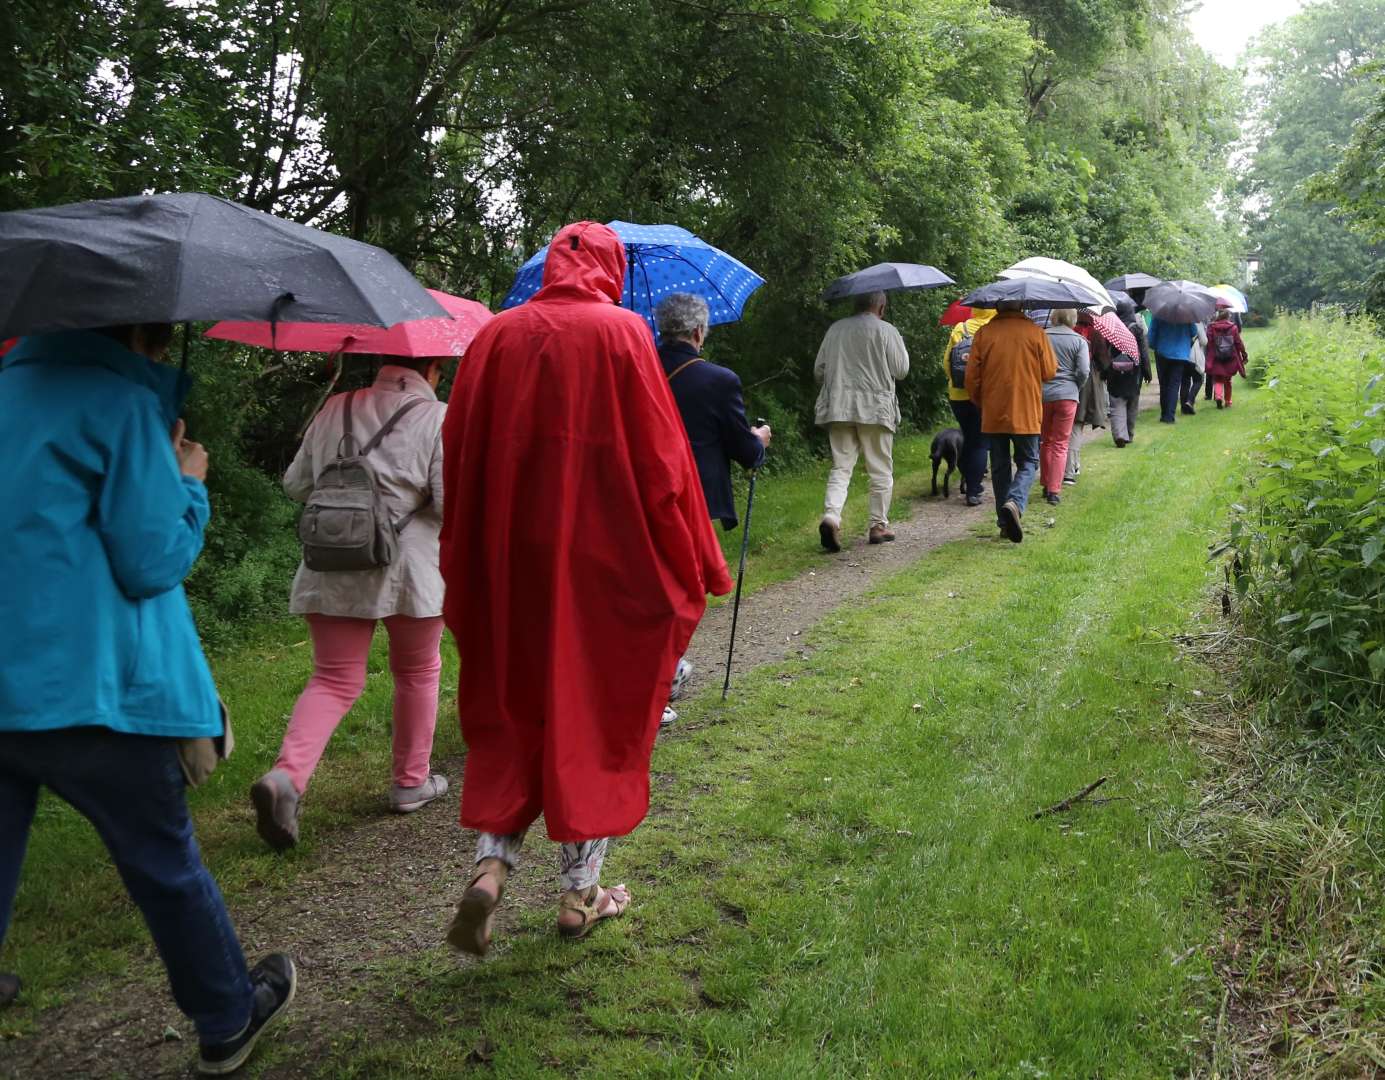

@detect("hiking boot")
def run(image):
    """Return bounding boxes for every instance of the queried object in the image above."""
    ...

[1000,500,1023,544]
[965,494,983,507]
[0,974,18,1007]
[390,774,448,814]
[1114,438,1129,448]
[197,954,297,1076]
[1215,399,1224,409]
[250,770,300,852]
[818,517,842,553]
[1045,492,1061,506]
[1181,403,1196,415]
[669,658,693,702]
[868,524,895,545]
[660,706,678,728]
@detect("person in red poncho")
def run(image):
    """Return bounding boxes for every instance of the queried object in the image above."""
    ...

[439,221,733,956]
[1205,301,1249,408]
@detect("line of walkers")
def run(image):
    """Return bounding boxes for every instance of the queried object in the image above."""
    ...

[942,296,1246,543]
[0,217,1249,1075]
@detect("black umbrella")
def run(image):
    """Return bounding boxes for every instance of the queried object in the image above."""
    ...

[0,193,446,338]
[1142,280,1217,324]
[822,262,954,301]
[961,278,1101,310]
[1104,272,1162,292]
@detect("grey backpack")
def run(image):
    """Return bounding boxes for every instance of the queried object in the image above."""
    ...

[298,390,430,573]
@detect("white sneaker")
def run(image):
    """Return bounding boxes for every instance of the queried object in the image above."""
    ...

[660,706,678,728]
[390,774,449,813]
[669,658,693,701]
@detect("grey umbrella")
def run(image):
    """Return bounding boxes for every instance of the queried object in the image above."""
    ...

[1142,280,1217,324]
[961,277,1101,310]
[822,262,954,301]
[0,193,447,338]
[1104,273,1162,292]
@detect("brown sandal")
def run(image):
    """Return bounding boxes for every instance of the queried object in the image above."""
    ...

[446,858,508,957]
[557,883,631,940]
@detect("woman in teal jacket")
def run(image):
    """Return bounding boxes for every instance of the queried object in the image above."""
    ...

[0,326,293,1075]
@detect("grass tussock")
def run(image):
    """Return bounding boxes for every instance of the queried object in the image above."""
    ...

[1174,621,1385,1077]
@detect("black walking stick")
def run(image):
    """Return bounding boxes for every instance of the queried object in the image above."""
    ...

[722,467,758,700]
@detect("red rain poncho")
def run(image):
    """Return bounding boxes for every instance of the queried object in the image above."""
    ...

[440,221,733,842]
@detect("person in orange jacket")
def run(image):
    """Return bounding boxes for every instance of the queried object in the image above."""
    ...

[965,301,1059,543]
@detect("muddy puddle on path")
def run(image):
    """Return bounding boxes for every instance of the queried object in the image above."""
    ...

[0,406,1152,1079]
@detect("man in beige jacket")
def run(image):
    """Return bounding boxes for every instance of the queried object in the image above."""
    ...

[814,291,910,550]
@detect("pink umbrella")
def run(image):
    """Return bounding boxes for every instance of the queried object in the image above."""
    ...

[205,289,492,357]
[1092,311,1137,359]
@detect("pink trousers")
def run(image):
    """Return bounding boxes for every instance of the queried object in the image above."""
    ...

[275,614,444,794]
[1040,400,1079,495]
[1212,376,1234,405]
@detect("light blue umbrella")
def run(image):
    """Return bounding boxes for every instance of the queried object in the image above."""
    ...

[501,220,765,334]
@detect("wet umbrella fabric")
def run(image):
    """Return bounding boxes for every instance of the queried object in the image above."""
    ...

[1092,312,1138,358]
[821,262,954,301]
[999,257,1115,312]
[940,298,973,326]
[1143,280,1218,324]
[962,278,1102,310]
[1208,284,1249,313]
[501,220,764,334]
[1104,273,1162,293]
[0,193,447,339]
[205,289,492,357]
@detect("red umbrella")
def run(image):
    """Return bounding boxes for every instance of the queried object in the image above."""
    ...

[205,289,492,357]
[1092,311,1137,358]
[940,298,973,326]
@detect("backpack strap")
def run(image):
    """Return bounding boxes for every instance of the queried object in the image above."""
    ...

[360,397,428,455]
[336,389,363,458]
[667,357,704,382]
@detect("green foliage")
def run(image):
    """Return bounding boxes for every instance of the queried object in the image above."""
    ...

[1226,313,1385,725]
[1242,0,1385,311]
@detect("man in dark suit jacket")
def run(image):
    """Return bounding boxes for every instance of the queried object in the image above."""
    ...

[655,293,771,531]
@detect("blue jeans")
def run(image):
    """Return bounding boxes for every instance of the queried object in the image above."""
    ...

[948,400,989,497]
[987,433,1040,523]
[0,728,253,1041]
[1156,356,1190,421]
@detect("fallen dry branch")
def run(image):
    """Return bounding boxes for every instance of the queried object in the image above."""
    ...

[1031,776,1109,819]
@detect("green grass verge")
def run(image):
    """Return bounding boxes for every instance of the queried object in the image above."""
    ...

[249,393,1262,1077]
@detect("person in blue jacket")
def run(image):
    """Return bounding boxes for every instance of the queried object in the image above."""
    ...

[1147,316,1197,424]
[0,324,294,1075]
[654,293,770,720]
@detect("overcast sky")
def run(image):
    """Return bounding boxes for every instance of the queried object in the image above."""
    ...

[1185,0,1308,65]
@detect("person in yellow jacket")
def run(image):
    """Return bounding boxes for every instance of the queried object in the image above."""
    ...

[942,307,995,506]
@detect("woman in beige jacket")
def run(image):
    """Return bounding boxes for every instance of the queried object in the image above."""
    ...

[251,358,450,851]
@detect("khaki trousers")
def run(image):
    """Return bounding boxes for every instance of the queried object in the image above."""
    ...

[823,422,894,528]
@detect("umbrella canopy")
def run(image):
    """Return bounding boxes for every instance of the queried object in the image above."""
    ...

[0,193,447,339]
[501,220,764,332]
[1104,272,1162,292]
[1092,311,1138,357]
[999,257,1115,312]
[939,298,973,326]
[1143,280,1218,324]
[205,289,492,357]
[1107,288,1136,312]
[962,277,1102,310]
[821,261,954,301]
[1209,284,1249,313]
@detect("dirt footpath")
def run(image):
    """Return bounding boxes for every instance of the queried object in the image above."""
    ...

[0,409,1148,1079]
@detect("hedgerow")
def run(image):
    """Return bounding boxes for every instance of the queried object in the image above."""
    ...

[1227,313,1385,724]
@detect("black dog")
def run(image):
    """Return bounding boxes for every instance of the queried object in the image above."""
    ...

[930,427,963,498]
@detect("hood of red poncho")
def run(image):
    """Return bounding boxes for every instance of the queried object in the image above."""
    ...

[536,221,626,305]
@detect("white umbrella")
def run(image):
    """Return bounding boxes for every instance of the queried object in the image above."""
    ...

[999,257,1116,313]
[1208,284,1249,313]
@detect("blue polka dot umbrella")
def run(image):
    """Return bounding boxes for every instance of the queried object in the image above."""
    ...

[501,220,766,335]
